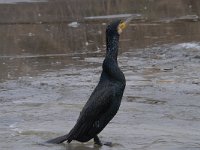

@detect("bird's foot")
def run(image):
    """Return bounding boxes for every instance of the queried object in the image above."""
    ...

[94,141,112,147]
[94,135,112,147]
[102,141,112,147]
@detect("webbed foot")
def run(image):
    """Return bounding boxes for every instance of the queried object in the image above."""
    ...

[94,135,112,147]
[102,141,112,147]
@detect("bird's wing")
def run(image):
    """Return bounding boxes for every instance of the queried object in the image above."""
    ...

[67,83,114,140]
[81,83,114,119]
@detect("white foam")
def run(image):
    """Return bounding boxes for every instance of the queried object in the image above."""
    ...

[68,22,80,28]
[172,42,200,50]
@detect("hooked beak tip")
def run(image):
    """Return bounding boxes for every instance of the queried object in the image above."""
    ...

[124,15,134,24]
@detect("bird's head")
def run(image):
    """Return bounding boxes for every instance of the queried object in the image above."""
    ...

[106,16,134,36]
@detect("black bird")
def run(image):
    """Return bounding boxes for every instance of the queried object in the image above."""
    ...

[47,17,133,146]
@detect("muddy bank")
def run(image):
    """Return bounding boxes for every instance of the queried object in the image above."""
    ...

[1,42,200,150]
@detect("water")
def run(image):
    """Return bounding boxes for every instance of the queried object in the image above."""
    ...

[1,1,200,150]
[0,0,46,4]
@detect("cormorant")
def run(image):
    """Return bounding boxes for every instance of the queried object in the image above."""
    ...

[46,17,133,146]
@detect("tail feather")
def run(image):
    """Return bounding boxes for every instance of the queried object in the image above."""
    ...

[46,134,70,144]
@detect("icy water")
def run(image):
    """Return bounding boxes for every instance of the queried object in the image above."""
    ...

[0,0,46,4]
[1,1,200,150]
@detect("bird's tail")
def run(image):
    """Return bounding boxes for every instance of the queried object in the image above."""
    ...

[46,134,71,144]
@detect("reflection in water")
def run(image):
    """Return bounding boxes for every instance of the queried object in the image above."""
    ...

[66,144,100,150]
[1,20,200,81]
[1,0,200,81]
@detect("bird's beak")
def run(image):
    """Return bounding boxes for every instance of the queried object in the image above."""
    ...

[118,15,134,34]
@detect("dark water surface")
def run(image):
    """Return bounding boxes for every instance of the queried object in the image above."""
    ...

[0,1,200,150]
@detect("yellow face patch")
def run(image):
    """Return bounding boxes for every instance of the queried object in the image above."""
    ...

[117,22,126,34]
[119,22,126,30]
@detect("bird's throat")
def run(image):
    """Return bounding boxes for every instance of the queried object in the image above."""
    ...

[106,34,119,61]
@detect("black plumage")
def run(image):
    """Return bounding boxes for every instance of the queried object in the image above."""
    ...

[47,20,126,146]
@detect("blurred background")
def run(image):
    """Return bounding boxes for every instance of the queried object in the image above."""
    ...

[1,0,200,81]
[0,1,200,150]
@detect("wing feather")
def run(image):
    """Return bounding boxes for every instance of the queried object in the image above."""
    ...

[67,83,114,140]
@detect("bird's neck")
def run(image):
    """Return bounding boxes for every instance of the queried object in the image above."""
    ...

[101,33,125,84]
[106,34,119,61]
